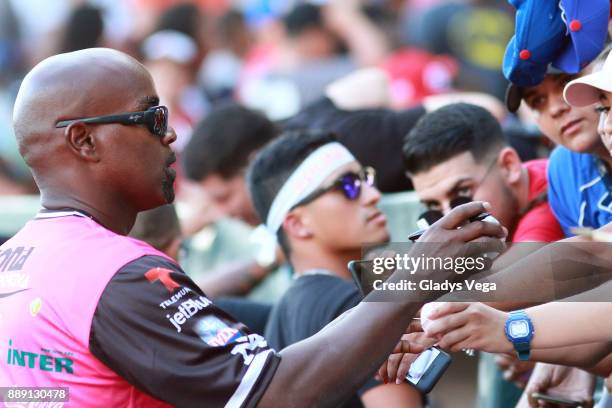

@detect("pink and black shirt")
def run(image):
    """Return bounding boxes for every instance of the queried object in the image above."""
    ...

[0,209,279,407]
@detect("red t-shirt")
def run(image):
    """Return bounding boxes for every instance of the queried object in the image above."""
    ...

[511,159,564,243]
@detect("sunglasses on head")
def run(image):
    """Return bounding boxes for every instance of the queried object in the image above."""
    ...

[55,105,169,138]
[292,166,376,209]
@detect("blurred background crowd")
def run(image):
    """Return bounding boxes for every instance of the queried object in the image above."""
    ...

[0,0,524,197]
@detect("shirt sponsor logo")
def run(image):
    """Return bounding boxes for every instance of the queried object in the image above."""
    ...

[230,334,269,366]
[195,316,242,347]
[0,247,35,273]
[6,340,74,375]
[29,298,42,317]
[0,289,29,300]
[0,247,33,298]
[145,267,180,292]
[159,287,192,310]
[166,296,212,332]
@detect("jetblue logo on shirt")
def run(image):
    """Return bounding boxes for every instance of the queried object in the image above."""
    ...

[166,296,212,332]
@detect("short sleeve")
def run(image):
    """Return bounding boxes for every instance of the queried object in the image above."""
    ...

[547,147,580,236]
[89,255,280,408]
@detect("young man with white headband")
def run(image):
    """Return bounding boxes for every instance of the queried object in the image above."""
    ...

[249,129,423,406]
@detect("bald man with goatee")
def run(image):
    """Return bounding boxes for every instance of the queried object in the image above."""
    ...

[0,48,505,407]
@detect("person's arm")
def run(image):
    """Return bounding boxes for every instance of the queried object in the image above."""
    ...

[196,259,275,298]
[471,232,612,304]
[90,256,281,408]
[258,202,506,407]
[361,383,423,408]
[529,343,612,371]
[424,300,612,353]
[524,301,612,348]
[91,202,503,407]
[323,0,389,66]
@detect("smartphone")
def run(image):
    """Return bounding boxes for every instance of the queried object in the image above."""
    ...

[405,347,452,394]
[347,260,371,297]
[530,392,584,407]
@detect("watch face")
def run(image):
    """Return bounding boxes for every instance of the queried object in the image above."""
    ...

[509,320,529,338]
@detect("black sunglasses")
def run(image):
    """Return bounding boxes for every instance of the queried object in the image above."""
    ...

[55,105,169,138]
[416,159,498,227]
[417,196,473,226]
[292,167,376,209]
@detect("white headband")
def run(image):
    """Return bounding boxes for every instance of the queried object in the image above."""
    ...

[250,143,355,267]
[267,142,355,233]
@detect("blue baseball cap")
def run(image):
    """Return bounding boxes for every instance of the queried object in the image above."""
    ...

[503,0,567,87]
[552,0,609,74]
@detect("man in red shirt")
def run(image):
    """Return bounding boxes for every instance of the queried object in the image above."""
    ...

[402,102,564,406]
[402,102,563,244]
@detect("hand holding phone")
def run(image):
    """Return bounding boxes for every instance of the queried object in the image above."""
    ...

[405,347,452,394]
[530,392,585,407]
[409,212,499,242]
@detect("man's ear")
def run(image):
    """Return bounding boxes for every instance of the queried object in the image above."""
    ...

[282,209,313,241]
[497,147,522,184]
[64,123,100,162]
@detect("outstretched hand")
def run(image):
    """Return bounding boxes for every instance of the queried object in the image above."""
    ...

[516,363,595,408]
[423,302,512,353]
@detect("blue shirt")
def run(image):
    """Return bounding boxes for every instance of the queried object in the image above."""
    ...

[547,146,612,236]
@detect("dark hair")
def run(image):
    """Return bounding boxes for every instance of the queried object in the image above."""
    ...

[402,103,505,174]
[182,104,278,181]
[60,4,104,53]
[129,204,181,252]
[155,3,202,45]
[284,3,323,37]
[247,129,337,256]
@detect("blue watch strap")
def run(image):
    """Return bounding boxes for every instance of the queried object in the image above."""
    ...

[513,340,531,361]
[505,310,534,361]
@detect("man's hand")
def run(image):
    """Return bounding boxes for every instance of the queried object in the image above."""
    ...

[374,319,436,384]
[423,302,512,353]
[413,202,507,283]
[376,337,429,385]
[516,363,595,408]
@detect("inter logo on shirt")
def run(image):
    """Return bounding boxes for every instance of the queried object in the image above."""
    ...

[6,340,74,374]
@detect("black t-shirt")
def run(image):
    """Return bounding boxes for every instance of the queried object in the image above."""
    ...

[89,255,280,408]
[264,273,379,407]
